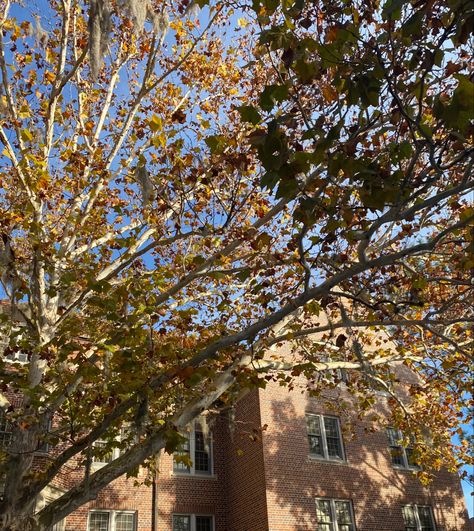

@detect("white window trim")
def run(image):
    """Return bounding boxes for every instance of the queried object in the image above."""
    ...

[387,428,420,470]
[87,509,137,531]
[172,514,214,531]
[306,414,345,462]
[91,439,120,467]
[173,421,213,477]
[402,504,436,531]
[315,498,356,531]
[91,426,134,468]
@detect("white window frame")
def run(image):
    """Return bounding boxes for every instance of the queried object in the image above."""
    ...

[402,505,436,531]
[306,414,345,461]
[92,426,134,467]
[172,514,214,531]
[91,439,118,466]
[173,421,213,476]
[387,428,420,470]
[315,498,356,531]
[87,509,137,531]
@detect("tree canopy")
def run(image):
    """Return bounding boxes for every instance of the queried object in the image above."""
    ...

[0,0,472,528]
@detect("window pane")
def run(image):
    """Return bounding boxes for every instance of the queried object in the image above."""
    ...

[390,446,405,466]
[173,436,191,473]
[316,500,333,524]
[417,506,435,530]
[308,434,324,456]
[194,431,211,473]
[335,501,354,531]
[402,506,417,528]
[92,441,113,464]
[405,447,419,468]
[387,428,402,446]
[115,512,135,531]
[195,515,213,531]
[306,416,321,435]
[89,512,110,531]
[335,501,352,524]
[173,515,191,531]
[324,418,343,458]
[323,418,339,438]
[326,436,343,458]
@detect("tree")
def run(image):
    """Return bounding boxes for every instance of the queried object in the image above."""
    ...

[0,0,472,528]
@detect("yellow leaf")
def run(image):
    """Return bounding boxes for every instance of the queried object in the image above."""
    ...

[36,174,50,190]
[44,71,56,84]
[21,129,33,142]
[151,133,167,148]
[149,114,163,132]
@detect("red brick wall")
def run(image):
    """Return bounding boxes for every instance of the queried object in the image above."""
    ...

[224,389,269,531]
[258,380,469,531]
[63,474,152,531]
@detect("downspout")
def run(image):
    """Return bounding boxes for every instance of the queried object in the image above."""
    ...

[151,451,160,531]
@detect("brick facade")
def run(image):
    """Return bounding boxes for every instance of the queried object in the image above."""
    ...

[48,380,469,531]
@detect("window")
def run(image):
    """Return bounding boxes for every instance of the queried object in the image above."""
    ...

[92,427,133,466]
[92,439,115,465]
[2,326,29,364]
[387,428,419,469]
[173,514,213,531]
[0,411,12,448]
[173,421,212,475]
[306,415,344,460]
[402,505,436,531]
[315,499,355,531]
[36,419,52,454]
[34,487,66,531]
[4,350,29,363]
[88,510,136,531]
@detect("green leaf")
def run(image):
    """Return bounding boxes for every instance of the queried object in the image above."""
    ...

[205,135,227,154]
[259,84,289,112]
[260,170,279,190]
[237,105,262,125]
[398,140,413,160]
[276,176,298,198]
[382,0,406,20]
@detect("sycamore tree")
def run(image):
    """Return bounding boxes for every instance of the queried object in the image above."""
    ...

[0,0,472,528]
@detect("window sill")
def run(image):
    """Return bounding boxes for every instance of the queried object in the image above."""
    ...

[91,462,111,470]
[307,456,348,466]
[171,471,217,480]
[392,465,421,472]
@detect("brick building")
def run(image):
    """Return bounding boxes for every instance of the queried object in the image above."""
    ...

[0,312,469,530]
[30,377,468,531]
